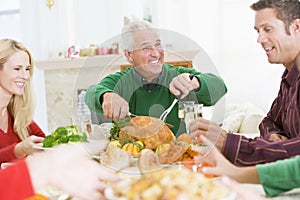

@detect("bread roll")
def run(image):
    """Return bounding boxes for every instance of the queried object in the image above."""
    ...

[102,147,132,170]
[138,149,161,173]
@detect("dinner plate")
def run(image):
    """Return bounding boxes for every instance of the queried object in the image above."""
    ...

[104,163,185,176]
[33,140,95,150]
[37,186,69,200]
[104,167,236,200]
[105,188,236,200]
[33,143,52,150]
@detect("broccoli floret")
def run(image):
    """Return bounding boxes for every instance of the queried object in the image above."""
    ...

[43,126,87,148]
[43,135,58,148]
[57,135,69,144]
[68,134,82,142]
[65,125,79,135]
[68,133,87,142]
[52,127,68,139]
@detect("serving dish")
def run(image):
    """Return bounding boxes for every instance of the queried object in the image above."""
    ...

[104,167,235,200]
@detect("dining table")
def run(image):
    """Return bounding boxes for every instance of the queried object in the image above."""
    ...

[36,176,300,200]
[236,132,300,199]
[241,183,300,199]
[4,129,299,200]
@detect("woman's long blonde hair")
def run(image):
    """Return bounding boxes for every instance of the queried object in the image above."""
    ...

[0,39,35,140]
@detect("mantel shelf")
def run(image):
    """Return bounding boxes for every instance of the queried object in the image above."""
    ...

[36,54,127,70]
[36,50,200,70]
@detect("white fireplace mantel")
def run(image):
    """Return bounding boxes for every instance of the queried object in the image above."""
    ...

[36,50,199,70]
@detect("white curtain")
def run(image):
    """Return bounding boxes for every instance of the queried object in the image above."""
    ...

[0,10,20,40]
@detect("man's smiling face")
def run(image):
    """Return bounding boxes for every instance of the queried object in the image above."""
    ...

[126,28,164,82]
[254,8,300,69]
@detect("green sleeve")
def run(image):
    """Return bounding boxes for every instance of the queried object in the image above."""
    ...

[84,70,126,113]
[257,156,300,197]
[196,73,227,105]
[173,66,227,105]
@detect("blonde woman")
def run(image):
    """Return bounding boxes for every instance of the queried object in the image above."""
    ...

[0,39,45,164]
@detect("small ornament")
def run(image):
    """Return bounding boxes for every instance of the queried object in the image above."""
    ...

[67,45,80,58]
[46,0,54,10]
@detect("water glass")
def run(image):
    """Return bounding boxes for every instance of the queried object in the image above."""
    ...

[194,104,203,118]
[178,101,185,119]
[71,114,92,136]
[183,101,195,134]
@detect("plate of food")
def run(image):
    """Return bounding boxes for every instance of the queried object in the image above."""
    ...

[37,125,88,150]
[36,186,70,200]
[33,143,51,150]
[104,167,235,200]
[101,116,216,175]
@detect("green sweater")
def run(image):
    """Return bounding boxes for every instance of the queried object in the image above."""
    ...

[84,64,227,136]
[257,156,300,197]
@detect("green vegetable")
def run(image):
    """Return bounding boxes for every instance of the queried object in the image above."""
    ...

[118,137,132,147]
[109,124,120,140]
[57,135,69,144]
[52,127,68,138]
[43,135,58,148]
[65,126,79,135]
[69,134,87,142]
[42,126,88,148]
[109,116,131,140]
[116,116,131,128]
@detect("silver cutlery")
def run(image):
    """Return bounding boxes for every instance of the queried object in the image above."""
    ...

[159,74,195,122]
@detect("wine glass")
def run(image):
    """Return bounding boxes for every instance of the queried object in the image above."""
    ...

[183,101,195,134]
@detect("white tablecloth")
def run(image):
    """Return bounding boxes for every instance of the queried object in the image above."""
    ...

[242,184,300,199]
[229,133,300,199]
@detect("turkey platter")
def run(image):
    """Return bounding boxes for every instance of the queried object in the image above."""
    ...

[119,116,175,150]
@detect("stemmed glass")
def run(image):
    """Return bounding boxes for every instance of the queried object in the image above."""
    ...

[179,102,203,134]
[71,114,92,137]
[183,101,195,134]
[194,104,203,118]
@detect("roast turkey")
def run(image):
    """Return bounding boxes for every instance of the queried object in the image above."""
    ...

[119,116,175,150]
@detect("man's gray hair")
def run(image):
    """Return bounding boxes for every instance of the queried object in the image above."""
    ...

[120,20,154,51]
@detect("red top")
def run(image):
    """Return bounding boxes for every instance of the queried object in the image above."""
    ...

[0,159,34,199]
[0,113,45,164]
